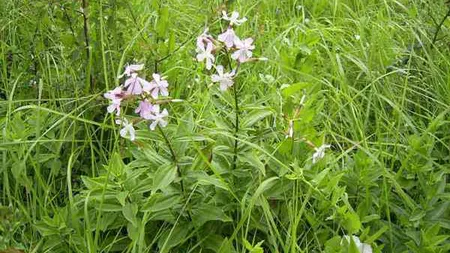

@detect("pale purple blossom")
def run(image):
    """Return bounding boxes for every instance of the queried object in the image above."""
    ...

[196,42,215,70]
[222,11,247,26]
[231,37,255,62]
[197,28,214,50]
[135,100,154,119]
[312,144,331,164]
[115,118,136,141]
[104,87,124,116]
[147,73,169,99]
[211,65,234,91]
[123,73,152,95]
[218,28,237,48]
[118,64,144,78]
[148,105,169,130]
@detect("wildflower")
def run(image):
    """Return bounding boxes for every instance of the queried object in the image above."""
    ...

[211,65,234,91]
[148,105,169,130]
[355,34,361,40]
[218,28,237,48]
[343,236,372,253]
[312,144,331,164]
[196,42,215,70]
[222,11,247,26]
[118,64,144,78]
[123,73,152,95]
[104,87,124,116]
[135,100,154,119]
[231,37,255,62]
[116,118,136,141]
[197,28,214,50]
[147,73,169,99]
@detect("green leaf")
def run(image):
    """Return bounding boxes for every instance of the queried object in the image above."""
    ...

[158,224,190,253]
[107,152,125,177]
[156,7,169,38]
[241,109,273,129]
[122,203,138,227]
[343,212,361,233]
[152,164,177,191]
[116,191,128,206]
[191,171,229,190]
[168,31,176,52]
[192,204,232,227]
[281,82,310,98]
[218,238,234,253]
[243,238,264,253]
[239,152,265,176]
[141,193,181,212]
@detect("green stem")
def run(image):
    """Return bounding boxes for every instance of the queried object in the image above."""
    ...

[232,80,239,171]
[158,125,185,194]
[432,6,450,45]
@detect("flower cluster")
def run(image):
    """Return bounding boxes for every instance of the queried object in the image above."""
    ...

[104,64,170,141]
[196,11,261,91]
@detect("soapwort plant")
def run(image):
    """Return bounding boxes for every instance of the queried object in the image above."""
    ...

[196,10,331,173]
[104,64,172,141]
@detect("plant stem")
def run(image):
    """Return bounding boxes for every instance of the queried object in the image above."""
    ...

[232,79,239,171]
[157,125,185,194]
[432,6,450,45]
[81,0,93,91]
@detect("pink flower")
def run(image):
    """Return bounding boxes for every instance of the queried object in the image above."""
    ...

[148,105,169,130]
[118,64,144,78]
[135,100,154,119]
[104,87,124,115]
[123,73,152,95]
[222,11,247,26]
[231,37,255,62]
[115,118,136,141]
[147,73,169,99]
[197,28,213,50]
[211,65,234,91]
[196,41,215,70]
[218,28,237,48]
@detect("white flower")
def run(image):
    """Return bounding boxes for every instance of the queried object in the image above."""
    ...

[218,28,236,48]
[312,144,331,164]
[286,120,294,138]
[118,64,144,78]
[355,34,361,40]
[115,118,136,141]
[343,236,372,253]
[148,105,169,130]
[222,11,247,26]
[211,65,234,91]
[123,73,152,95]
[146,73,169,99]
[196,42,215,70]
[104,87,124,116]
[231,37,255,62]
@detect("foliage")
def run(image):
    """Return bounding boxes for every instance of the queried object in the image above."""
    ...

[1,0,450,252]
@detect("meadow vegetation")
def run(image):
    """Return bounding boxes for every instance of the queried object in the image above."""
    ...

[1,0,450,252]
